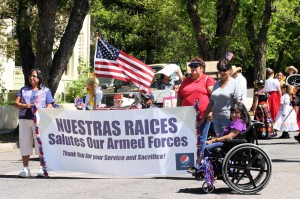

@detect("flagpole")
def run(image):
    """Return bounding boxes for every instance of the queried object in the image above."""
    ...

[94,32,99,110]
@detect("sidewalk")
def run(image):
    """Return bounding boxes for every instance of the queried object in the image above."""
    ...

[0,129,18,151]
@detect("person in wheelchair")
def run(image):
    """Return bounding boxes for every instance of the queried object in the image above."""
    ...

[189,102,251,174]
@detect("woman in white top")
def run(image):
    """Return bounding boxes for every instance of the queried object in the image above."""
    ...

[273,84,299,138]
[265,68,282,121]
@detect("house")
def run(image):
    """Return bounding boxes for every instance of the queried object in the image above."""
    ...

[0,15,91,102]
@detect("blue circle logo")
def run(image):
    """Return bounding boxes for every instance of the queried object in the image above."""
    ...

[180,155,190,165]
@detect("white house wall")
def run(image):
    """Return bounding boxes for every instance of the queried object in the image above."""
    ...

[56,14,91,95]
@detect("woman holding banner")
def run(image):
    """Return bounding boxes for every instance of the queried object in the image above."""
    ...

[14,68,54,178]
[177,56,215,169]
[199,59,242,137]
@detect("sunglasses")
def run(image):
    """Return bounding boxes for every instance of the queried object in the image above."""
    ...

[189,64,200,69]
[218,69,229,72]
[88,81,94,85]
[115,99,123,103]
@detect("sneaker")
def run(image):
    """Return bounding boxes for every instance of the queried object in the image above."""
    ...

[36,167,45,177]
[279,132,290,139]
[187,167,197,174]
[18,168,31,178]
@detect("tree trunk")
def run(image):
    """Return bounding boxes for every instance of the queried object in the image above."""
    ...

[17,0,91,96]
[214,0,239,60]
[50,0,91,95]
[186,0,239,61]
[186,0,212,60]
[35,0,60,86]
[245,0,273,110]
[16,0,35,85]
[245,0,273,82]
[276,48,285,72]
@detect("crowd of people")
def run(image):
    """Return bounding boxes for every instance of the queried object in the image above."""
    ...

[14,61,300,178]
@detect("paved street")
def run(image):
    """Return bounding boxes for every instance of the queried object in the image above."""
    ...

[1,131,300,199]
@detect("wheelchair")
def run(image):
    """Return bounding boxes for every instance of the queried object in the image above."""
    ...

[196,120,272,194]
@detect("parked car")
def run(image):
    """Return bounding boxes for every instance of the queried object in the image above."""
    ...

[98,63,182,107]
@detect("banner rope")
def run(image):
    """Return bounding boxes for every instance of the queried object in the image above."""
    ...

[194,100,215,186]
[32,105,49,178]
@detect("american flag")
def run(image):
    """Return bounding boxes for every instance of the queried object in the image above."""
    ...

[94,38,154,94]
[226,52,234,61]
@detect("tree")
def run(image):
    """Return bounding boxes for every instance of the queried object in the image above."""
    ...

[243,0,274,81]
[16,0,91,96]
[185,0,240,60]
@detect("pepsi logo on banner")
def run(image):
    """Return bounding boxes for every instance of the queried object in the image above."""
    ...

[175,153,194,170]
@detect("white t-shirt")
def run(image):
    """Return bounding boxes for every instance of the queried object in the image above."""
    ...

[235,73,247,104]
[265,78,280,92]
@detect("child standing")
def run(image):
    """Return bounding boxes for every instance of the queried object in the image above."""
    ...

[252,80,276,138]
[273,84,299,138]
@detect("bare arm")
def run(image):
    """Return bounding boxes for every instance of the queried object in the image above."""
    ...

[252,95,258,113]
[206,129,240,144]
[176,69,185,81]
[14,96,32,110]
[277,85,282,96]
[199,101,212,124]
[177,95,183,106]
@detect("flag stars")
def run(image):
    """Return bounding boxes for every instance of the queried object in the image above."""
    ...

[96,40,120,60]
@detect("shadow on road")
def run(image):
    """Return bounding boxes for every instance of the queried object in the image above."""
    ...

[272,159,300,163]
[259,142,299,145]
[151,176,193,180]
[177,187,257,195]
[0,174,107,179]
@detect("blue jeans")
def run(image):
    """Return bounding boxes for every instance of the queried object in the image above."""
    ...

[197,119,211,159]
[203,142,224,157]
[213,117,231,137]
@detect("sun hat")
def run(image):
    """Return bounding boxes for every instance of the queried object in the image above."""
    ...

[285,66,298,74]
[85,77,99,87]
[231,65,242,74]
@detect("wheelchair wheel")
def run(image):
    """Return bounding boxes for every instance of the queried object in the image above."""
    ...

[222,143,272,194]
[202,181,215,193]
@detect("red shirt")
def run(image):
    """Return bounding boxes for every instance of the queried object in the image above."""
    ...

[178,74,215,116]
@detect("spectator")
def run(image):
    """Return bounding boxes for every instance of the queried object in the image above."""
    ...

[285,66,298,109]
[232,65,247,104]
[14,68,54,178]
[275,72,286,86]
[177,56,215,165]
[285,66,298,76]
[151,73,174,90]
[265,68,282,121]
[273,84,299,138]
[293,88,300,142]
[85,77,103,110]
[252,79,276,138]
[199,59,242,137]
[112,93,123,108]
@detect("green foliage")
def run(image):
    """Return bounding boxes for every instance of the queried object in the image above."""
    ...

[63,75,88,103]
[63,58,91,103]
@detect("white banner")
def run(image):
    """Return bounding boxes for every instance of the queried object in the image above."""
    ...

[38,107,196,176]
